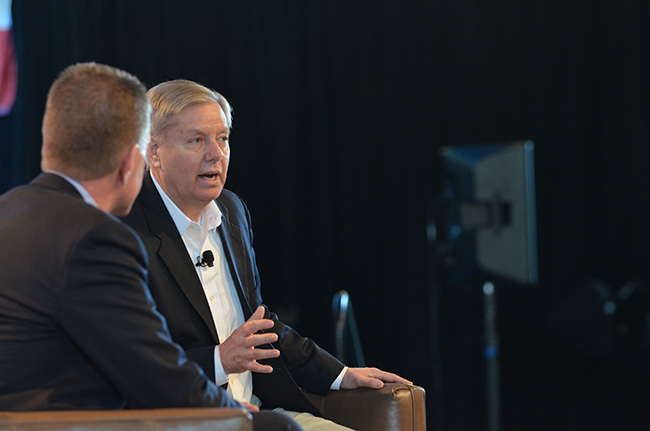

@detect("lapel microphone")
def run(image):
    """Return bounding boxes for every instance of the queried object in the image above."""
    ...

[195,250,215,267]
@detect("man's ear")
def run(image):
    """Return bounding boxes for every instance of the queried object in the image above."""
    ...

[117,143,139,186]
[148,140,161,168]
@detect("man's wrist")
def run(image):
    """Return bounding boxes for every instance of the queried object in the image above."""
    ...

[214,345,229,386]
[330,366,348,390]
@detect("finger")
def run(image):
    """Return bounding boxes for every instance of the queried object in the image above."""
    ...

[346,374,383,389]
[366,378,384,389]
[234,345,279,364]
[244,318,276,334]
[372,370,413,385]
[247,361,275,374]
[250,346,280,361]
[241,401,260,413]
[239,347,280,374]
[247,332,279,348]
[386,374,413,385]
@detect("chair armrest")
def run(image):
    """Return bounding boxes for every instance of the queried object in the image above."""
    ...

[302,383,426,431]
[0,407,252,431]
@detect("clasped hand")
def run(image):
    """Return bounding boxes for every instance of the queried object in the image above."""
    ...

[219,306,280,375]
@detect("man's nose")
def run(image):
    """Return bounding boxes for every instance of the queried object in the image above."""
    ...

[205,140,225,162]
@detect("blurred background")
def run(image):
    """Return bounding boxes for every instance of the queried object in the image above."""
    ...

[1,1,650,430]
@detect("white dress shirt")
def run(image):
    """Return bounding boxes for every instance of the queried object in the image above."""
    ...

[151,173,252,403]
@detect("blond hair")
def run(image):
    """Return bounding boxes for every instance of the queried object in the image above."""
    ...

[41,62,150,180]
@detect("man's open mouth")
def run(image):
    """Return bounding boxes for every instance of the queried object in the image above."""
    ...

[199,173,218,180]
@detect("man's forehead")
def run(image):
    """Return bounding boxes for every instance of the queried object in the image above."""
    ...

[167,107,229,134]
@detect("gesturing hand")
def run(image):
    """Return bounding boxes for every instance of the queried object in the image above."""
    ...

[219,306,280,375]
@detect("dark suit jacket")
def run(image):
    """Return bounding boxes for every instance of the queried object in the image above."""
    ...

[122,174,344,415]
[0,173,241,411]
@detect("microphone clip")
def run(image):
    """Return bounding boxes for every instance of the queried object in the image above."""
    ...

[195,250,215,268]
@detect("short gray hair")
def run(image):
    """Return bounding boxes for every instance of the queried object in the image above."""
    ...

[147,79,233,143]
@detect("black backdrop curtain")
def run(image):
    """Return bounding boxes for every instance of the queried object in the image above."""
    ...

[1,1,650,430]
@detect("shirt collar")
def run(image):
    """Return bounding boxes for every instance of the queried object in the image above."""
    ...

[150,171,222,235]
[45,171,98,208]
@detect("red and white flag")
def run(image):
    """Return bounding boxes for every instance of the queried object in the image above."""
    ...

[0,0,17,116]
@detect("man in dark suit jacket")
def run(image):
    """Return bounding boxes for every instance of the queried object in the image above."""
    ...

[122,79,411,430]
[0,63,300,430]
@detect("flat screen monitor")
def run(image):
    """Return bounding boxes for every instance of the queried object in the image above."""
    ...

[438,140,538,285]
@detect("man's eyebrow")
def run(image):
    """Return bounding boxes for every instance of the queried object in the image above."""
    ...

[180,126,230,135]
[181,126,207,134]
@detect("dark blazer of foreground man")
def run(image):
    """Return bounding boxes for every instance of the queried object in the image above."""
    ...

[0,173,222,410]
[0,62,301,431]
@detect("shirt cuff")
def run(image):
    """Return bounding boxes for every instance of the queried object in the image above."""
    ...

[214,345,229,386]
[330,366,348,390]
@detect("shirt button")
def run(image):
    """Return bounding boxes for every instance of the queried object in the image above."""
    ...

[210,295,215,301]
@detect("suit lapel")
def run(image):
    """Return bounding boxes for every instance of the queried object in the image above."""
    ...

[216,216,254,320]
[140,175,220,342]
[158,235,219,340]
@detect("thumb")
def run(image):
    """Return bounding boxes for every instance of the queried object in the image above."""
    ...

[367,378,384,389]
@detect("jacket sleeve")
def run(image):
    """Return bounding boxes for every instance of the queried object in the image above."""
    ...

[59,219,241,409]
[225,192,346,394]
[266,308,345,395]
[184,346,219,382]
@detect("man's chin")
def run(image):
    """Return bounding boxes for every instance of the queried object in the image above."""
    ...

[111,204,133,217]
[192,194,222,210]
[197,184,224,201]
